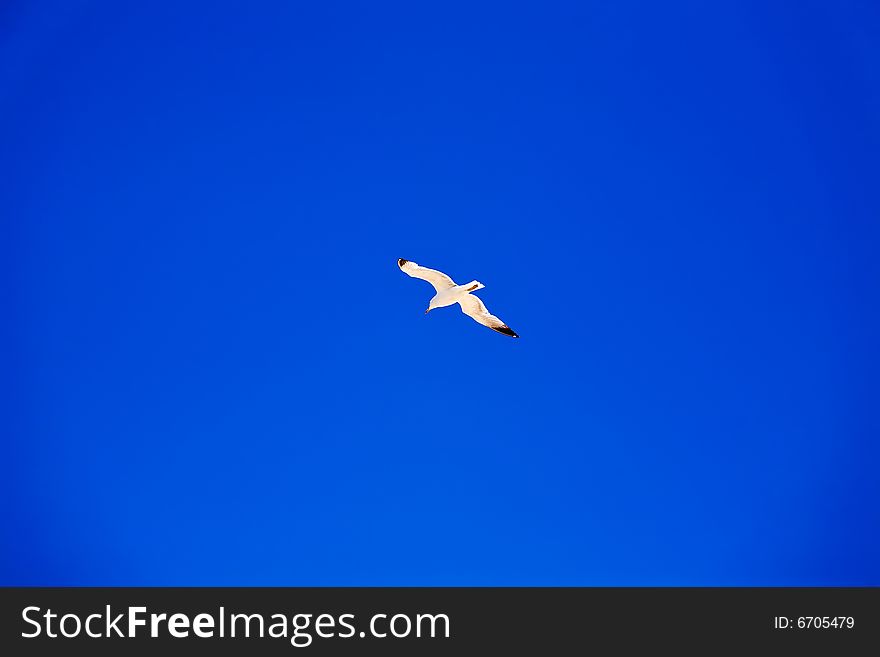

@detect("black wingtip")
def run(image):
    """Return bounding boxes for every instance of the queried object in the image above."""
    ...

[398,258,409,267]
[494,325,519,338]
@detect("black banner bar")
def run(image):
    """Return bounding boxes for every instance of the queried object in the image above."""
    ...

[1,588,877,654]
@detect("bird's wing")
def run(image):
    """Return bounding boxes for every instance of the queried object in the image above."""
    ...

[458,294,519,338]
[398,258,456,293]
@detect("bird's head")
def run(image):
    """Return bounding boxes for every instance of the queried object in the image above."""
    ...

[425,299,437,314]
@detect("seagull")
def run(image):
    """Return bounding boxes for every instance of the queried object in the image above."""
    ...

[398,258,519,337]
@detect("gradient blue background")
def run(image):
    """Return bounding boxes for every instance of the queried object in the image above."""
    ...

[2,1,878,585]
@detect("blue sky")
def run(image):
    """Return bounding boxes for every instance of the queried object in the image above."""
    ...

[2,1,878,585]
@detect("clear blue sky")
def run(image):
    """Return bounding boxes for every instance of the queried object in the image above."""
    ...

[2,1,878,585]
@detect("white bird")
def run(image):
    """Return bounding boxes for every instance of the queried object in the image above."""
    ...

[398,258,519,338]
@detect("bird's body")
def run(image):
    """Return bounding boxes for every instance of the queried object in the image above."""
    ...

[397,258,519,338]
[426,280,485,309]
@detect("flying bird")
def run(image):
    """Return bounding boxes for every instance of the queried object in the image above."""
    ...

[397,258,519,337]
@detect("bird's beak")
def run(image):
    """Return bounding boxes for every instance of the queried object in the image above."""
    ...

[424,309,430,314]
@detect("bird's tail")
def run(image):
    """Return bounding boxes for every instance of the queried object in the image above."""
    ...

[464,280,485,292]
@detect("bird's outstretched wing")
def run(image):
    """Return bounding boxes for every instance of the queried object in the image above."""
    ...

[458,294,519,338]
[398,258,456,293]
